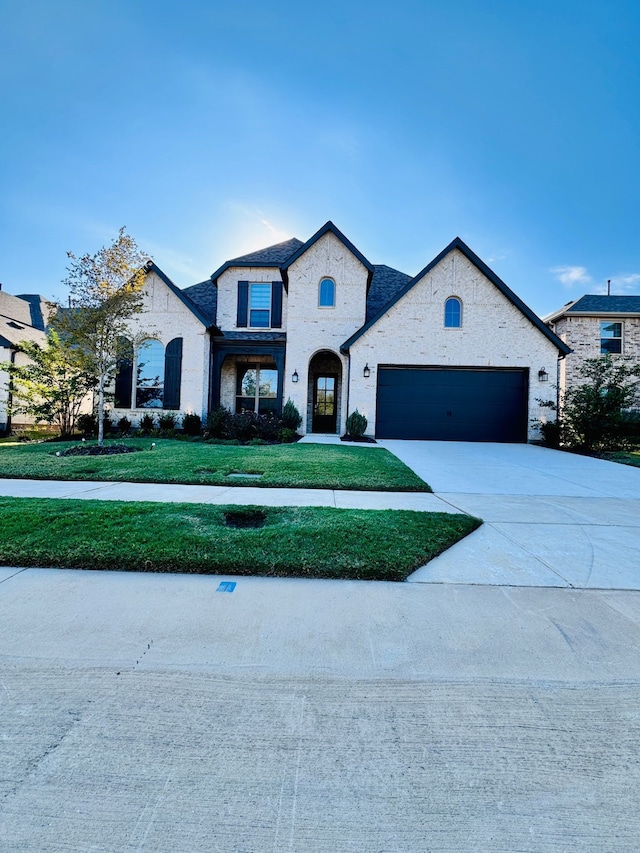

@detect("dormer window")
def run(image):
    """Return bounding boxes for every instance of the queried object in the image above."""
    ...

[319,278,336,307]
[249,283,272,328]
[236,281,283,329]
[444,297,462,328]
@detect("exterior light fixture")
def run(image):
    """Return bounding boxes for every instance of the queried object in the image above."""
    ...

[292,370,299,383]
[538,368,549,382]
[363,363,371,378]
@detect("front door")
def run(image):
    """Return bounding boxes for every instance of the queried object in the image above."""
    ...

[312,374,337,433]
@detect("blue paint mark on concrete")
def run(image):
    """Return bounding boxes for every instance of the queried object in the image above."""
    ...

[217,581,236,593]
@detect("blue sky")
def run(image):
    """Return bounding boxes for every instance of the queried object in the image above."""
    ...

[1,0,639,316]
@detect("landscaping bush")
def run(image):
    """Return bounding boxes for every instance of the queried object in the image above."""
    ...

[282,398,302,431]
[76,413,97,437]
[182,412,202,437]
[346,409,368,438]
[206,406,231,439]
[279,427,298,443]
[159,412,179,436]
[206,406,284,442]
[117,416,132,436]
[139,413,156,435]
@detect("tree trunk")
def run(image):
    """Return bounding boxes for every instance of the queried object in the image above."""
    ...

[98,373,105,447]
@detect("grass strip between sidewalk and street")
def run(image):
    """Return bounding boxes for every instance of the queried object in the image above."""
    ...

[0,498,480,582]
[0,439,430,491]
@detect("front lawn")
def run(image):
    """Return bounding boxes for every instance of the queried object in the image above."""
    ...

[0,439,430,491]
[598,449,640,468]
[0,498,480,581]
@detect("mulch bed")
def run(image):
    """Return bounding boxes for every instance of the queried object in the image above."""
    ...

[55,444,143,457]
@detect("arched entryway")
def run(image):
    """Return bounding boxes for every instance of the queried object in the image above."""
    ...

[307,350,343,434]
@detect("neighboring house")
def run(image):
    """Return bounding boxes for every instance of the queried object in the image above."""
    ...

[111,221,569,442]
[0,288,49,432]
[546,295,640,401]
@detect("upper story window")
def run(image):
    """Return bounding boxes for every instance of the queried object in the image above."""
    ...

[249,283,272,328]
[601,321,622,354]
[319,278,336,307]
[236,281,283,329]
[444,297,462,328]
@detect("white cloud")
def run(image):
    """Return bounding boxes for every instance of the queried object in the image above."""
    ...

[551,265,593,288]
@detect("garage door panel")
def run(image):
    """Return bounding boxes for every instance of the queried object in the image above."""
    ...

[376,367,528,442]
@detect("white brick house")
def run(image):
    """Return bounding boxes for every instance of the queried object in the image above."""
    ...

[115,221,567,442]
[546,296,640,402]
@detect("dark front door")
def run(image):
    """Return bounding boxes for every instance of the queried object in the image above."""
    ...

[313,374,337,433]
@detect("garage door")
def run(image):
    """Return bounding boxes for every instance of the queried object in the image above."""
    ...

[375,366,529,442]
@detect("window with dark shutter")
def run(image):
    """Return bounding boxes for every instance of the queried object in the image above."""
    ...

[114,337,133,408]
[163,337,183,410]
[237,281,249,327]
[271,281,283,328]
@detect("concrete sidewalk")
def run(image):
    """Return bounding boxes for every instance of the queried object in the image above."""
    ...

[0,476,458,512]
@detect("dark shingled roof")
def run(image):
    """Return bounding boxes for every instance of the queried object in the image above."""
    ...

[226,237,304,267]
[366,265,413,322]
[15,294,48,330]
[181,280,218,327]
[219,331,286,342]
[566,295,640,314]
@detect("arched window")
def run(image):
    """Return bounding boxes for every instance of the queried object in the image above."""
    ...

[318,278,336,307]
[136,339,165,408]
[444,297,462,328]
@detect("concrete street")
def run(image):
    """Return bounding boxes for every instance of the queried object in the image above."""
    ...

[1,442,639,851]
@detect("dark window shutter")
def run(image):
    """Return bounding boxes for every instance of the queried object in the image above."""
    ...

[164,337,183,410]
[237,281,249,327]
[271,281,283,328]
[114,337,133,408]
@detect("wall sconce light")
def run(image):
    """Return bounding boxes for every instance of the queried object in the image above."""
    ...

[292,370,299,383]
[363,363,370,378]
[538,368,549,382]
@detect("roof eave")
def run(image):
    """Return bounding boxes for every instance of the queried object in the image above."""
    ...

[280,221,374,294]
[342,237,571,356]
[144,262,210,329]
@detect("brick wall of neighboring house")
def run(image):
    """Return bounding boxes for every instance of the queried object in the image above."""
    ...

[551,314,640,404]
[348,248,560,440]
[109,270,210,425]
[283,232,369,434]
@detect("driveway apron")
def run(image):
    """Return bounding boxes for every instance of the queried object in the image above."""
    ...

[380,440,640,590]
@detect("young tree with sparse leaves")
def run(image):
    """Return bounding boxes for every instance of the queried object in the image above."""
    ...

[1,329,96,438]
[52,228,149,446]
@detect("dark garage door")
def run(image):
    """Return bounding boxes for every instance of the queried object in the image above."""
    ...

[376,366,529,442]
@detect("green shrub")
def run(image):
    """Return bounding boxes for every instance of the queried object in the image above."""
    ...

[346,409,368,438]
[282,398,302,431]
[182,412,202,436]
[76,413,97,437]
[158,412,179,435]
[139,413,156,435]
[279,427,298,443]
[206,406,231,438]
[117,416,132,435]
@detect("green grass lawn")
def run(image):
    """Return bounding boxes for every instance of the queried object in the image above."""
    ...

[0,498,479,581]
[599,449,640,468]
[0,438,430,491]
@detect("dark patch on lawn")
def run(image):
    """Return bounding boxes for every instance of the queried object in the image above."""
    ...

[224,509,267,528]
[55,444,143,457]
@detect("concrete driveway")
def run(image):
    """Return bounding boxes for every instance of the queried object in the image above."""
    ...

[381,441,640,590]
